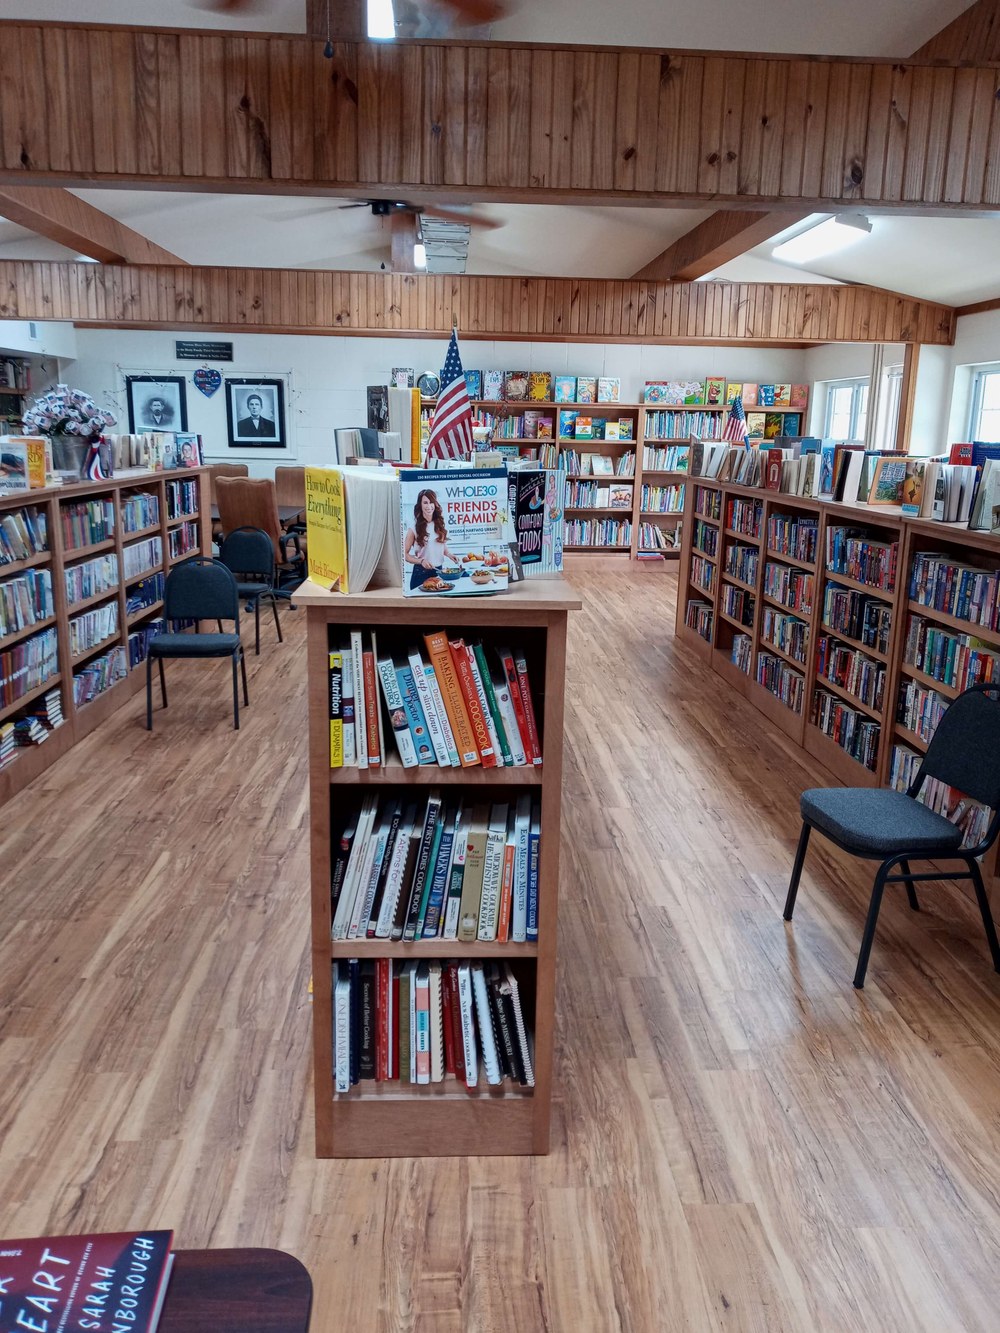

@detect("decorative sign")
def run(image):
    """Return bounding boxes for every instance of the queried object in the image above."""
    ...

[175,340,234,361]
[193,366,223,397]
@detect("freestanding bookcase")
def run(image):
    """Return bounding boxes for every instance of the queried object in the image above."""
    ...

[296,577,581,1158]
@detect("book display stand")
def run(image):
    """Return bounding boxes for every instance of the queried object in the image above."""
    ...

[296,577,581,1157]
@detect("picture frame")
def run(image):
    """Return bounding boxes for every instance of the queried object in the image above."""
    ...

[126,375,188,434]
[225,377,286,450]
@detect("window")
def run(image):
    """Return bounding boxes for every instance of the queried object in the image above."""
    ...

[872,364,903,451]
[823,378,869,442]
[970,367,1000,442]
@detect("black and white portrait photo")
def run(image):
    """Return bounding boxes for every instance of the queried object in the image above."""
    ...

[126,376,188,434]
[226,378,286,449]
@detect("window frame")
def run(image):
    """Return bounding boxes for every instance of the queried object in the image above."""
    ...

[969,366,1000,443]
[823,377,870,443]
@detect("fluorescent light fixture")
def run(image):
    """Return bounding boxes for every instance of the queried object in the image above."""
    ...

[74,253,100,263]
[367,0,395,39]
[413,242,427,269]
[771,214,872,265]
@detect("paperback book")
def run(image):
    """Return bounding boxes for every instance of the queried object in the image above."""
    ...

[508,467,565,576]
[400,467,510,596]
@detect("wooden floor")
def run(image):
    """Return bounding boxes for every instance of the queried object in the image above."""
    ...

[3,568,1000,1331]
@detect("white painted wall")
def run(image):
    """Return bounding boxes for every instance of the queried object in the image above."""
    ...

[43,327,807,473]
[945,309,1000,445]
[0,320,77,359]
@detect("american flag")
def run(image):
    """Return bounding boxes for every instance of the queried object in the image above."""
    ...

[425,328,474,463]
[722,394,748,444]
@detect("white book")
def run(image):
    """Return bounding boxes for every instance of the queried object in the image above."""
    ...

[415,962,430,1086]
[348,812,390,939]
[377,656,419,767]
[456,963,478,1089]
[428,961,444,1083]
[503,962,534,1088]
[477,802,509,941]
[466,646,504,767]
[493,674,526,765]
[423,661,460,767]
[443,806,469,940]
[334,967,352,1093]
[332,795,378,939]
[408,648,452,766]
[511,793,532,944]
[375,803,416,937]
[471,963,502,1085]
[350,630,368,769]
[341,650,356,765]
[408,960,418,1084]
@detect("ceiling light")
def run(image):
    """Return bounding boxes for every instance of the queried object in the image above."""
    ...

[367,0,395,39]
[771,215,872,265]
[74,254,100,263]
[413,242,427,270]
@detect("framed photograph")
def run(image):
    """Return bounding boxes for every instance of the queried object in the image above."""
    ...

[126,375,188,433]
[225,378,286,450]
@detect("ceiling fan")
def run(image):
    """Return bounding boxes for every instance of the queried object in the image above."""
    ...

[339,199,501,230]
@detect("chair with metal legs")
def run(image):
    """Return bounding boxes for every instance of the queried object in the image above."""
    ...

[218,526,284,656]
[783,683,1000,988]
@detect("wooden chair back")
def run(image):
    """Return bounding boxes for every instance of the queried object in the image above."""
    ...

[274,465,306,510]
[208,463,249,506]
[215,476,284,554]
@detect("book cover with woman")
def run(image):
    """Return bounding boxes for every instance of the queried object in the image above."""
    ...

[401,469,510,596]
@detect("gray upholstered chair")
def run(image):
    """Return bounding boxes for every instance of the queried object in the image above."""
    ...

[146,557,249,731]
[783,683,1000,988]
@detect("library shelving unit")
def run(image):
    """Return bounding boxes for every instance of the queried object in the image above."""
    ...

[676,478,1000,816]
[297,576,581,1158]
[0,357,31,432]
[0,466,208,805]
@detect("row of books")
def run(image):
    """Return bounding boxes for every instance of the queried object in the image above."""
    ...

[125,572,165,616]
[643,379,808,408]
[123,536,163,580]
[165,478,199,519]
[642,444,689,471]
[128,620,163,667]
[694,485,722,521]
[638,522,680,553]
[693,520,718,557]
[889,745,990,849]
[897,679,949,745]
[822,584,892,655]
[639,484,684,513]
[564,519,632,547]
[763,562,814,614]
[0,687,63,766]
[121,491,160,533]
[332,958,533,1093]
[0,356,29,390]
[909,552,1000,632]
[66,552,118,606]
[333,794,540,945]
[476,410,556,440]
[73,644,127,706]
[556,412,633,441]
[813,688,880,770]
[0,626,58,707]
[69,601,118,657]
[732,633,752,673]
[564,481,632,509]
[0,567,53,638]
[644,411,722,441]
[685,600,713,640]
[761,607,808,664]
[531,445,637,476]
[457,370,622,404]
[816,634,886,711]
[330,632,541,771]
[168,521,199,560]
[690,555,715,594]
[726,496,763,538]
[826,527,898,593]
[62,499,114,550]
[767,513,819,565]
[721,584,755,628]
[0,505,47,564]
[724,543,758,586]
[757,652,804,712]
[904,614,1000,692]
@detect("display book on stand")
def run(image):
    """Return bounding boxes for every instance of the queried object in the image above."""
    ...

[675,438,1000,873]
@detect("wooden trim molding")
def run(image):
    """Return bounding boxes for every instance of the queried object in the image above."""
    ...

[0,262,957,344]
[0,186,185,264]
[0,24,999,212]
[894,342,920,452]
[912,0,1000,62]
[956,295,1000,318]
[632,211,810,281]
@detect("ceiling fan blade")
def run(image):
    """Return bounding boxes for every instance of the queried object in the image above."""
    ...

[420,205,503,231]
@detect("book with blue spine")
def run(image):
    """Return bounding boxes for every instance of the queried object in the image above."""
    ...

[526,801,541,942]
[421,814,456,938]
[394,661,436,764]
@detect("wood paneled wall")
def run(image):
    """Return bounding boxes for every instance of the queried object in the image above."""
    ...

[0,23,999,211]
[0,262,957,344]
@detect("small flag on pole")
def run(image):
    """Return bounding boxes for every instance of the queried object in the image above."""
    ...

[722,394,748,444]
[425,328,475,463]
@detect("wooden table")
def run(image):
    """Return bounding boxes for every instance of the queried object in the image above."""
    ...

[160,1248,312,1331]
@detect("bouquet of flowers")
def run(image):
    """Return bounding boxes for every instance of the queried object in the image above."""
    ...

[22,384,117,438]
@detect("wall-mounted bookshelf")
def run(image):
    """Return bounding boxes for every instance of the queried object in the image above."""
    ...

[0,467,208,805]
[296,577,581,1158]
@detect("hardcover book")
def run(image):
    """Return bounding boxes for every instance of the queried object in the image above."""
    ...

[400,467,510,596]
[553,375,576,403]
[367,384,390,431]
[683,381,706,406]
[746,412,766,440]
[464,369,483,399]
[868,455,908,505]
[617,416,634,441]
[758,383,777,407]
[574,416,594,440]
[773,383,792,407]
[789,383,810,409]
[391,367,414,388]
[575,376,598,404]
[643,381,671,403]
[900,457,926,516]
[725,382,742,405]
[597,377,621,403]
[603,421,621,441]
[558,409,577,438]
[764,412,783,439]
[741,383,759,407]
[765,448,783,490]
[705,377,726,407]
[536,416,554,439]
[528,371,552,401]
[504,371,530,401]
[509,468,565,576]
[482,370,504,401]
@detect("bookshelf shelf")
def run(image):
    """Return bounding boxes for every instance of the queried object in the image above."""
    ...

[762,591,811,618]
[814,672,883,720]
[759,637,808,674]
[906,599,1000,650]
[895,722,929,752]
[125,564,162,586]
[167,511,199,526]
[564,544,630,553]
[0,614,57,653]
[765,546,816,572]
[724,526,762,545]
[721,571,756,595]
[298,575,581,1158]
[825,569,895,600]
[819,621,889,663]
[718,608,754,634]
[0,470,208,806]
[126,599,164,626]
[899,662,961,701]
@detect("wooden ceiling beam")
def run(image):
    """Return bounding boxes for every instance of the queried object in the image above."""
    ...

[0,261,956,346]
[632,211,810,281]
[0,186,185,265]
[912,0,1000,61]
[305,0,367,41]
[0,24,998,213]
[390,210,418,273]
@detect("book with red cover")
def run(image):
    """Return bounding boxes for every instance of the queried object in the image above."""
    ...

[446,961,466,1085]
[764,448,783,491]
[497,837,515,943]
[949,442,974,465]
[0,1231,174,1333]
[440,963,456,1075]
[513,649,543,766]
[497,647,534,763]
[362,650,381,767]
[448,637,497,767]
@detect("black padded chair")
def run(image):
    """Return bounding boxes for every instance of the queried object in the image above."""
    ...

[146,557,249,731]
[783,683,1000,988]
[218,526,284,656]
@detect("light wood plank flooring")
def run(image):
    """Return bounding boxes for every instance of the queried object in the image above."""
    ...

[2,569,1000,1331]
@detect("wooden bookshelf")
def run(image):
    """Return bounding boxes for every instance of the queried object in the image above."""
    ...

[676,478,1000,861]
[296,576,581,1158]
[0,467,209,805]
